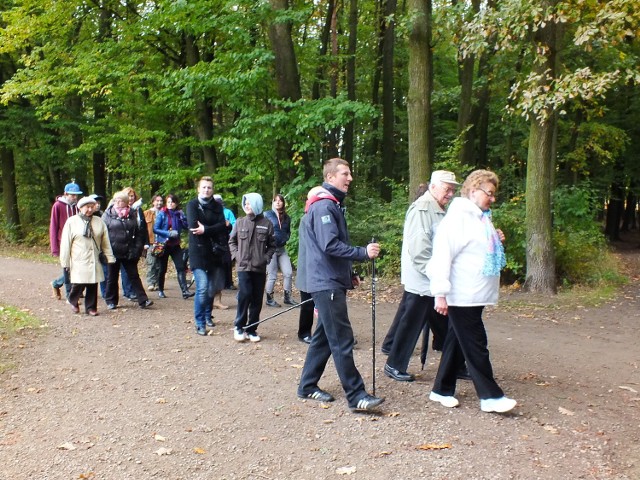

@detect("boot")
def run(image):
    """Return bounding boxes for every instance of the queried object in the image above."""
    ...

[265,292,281,307]
[283,290,298,306]
[178,271,194,299]
[213,291,229,309]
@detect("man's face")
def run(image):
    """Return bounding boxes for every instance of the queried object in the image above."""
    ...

[326,164,353,193]
[198,180,214,199]
[430,182,457,208]
[65,193,79,205]
[79,204,94,216]
[153,196,164,209]
[244,200,253,215]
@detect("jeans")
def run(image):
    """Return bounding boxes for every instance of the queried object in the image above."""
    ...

[193,268,216,329]
[52,269,71,297]
[266,247,293,293]
[146,253,162,288]
[120,264,133,298]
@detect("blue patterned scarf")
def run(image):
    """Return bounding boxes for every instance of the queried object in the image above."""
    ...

[481,210,506,276]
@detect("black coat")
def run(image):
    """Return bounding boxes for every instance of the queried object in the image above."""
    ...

[186,197,228,271]
[102,205,146,260]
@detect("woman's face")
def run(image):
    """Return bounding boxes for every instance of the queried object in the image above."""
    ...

[115,198,128,208]
[470,182,496,211]
[128,192,136,205]
[273,197,284,210]
[166,197,176,210]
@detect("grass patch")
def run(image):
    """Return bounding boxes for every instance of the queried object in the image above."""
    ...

[0,304,44,374]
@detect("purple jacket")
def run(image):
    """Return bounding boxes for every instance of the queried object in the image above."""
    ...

[49,196,78,256]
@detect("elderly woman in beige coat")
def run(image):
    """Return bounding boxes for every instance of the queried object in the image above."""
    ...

[60,196,115,316]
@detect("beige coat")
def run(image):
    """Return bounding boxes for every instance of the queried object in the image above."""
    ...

[60,215,115,284]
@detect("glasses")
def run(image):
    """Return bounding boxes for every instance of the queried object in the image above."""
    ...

[440,184,457,195]
[478,187,496,199]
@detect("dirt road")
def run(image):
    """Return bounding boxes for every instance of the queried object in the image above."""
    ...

[1,245,639,479]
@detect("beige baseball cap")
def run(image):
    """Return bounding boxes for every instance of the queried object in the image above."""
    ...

[430,170,460,186]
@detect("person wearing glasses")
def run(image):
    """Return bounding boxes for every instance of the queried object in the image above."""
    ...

[381,170,461,383]
[426,169,517,413]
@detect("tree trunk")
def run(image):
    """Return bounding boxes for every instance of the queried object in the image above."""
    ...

[605,181,624,240]
[524,5,558,294]
[380,0,397,201]
[406,0,432,201]
[1,146,21,240]
[342,0,358,164]
[184,34,217,172]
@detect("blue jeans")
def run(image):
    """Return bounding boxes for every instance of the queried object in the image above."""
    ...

[52,269,71,297]
[120,264,133,298]
[193,268,216,329]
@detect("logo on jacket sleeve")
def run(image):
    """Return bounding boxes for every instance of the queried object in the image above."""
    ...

[321,215,331,224]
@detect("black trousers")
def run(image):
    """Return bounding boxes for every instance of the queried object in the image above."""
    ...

[297,290,314,339]
[234,271,266,334]
[157,244,185,291]
[298,289,366,407]
[384,291,449,372]
[432,306,504,400]
[105,258,149,307]
[69,283,98,313]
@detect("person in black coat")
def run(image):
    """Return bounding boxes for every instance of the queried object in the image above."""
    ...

[102,190,153,309]
[186,176,230,336]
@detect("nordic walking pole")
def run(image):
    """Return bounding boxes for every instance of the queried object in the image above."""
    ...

[242,298,313,331]
[370,237,377,396]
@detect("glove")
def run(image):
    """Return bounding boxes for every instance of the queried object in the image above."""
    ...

[169,230,179,238]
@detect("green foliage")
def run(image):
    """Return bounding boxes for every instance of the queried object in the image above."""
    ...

[494,183,624,286]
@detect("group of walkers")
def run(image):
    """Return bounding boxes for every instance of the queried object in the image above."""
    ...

[51,158,516,414]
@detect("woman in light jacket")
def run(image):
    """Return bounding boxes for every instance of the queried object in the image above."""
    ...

[426,170,517,413]
[60,196,115,316]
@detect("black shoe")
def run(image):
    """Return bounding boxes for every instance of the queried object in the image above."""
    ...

[456,367,472,380]
[182,291,195,299]
[106,303,117,310]
[352,394,385,412]
[196,326,207,336]
[299,335,312,344]
[298,389,335,403]
[139,299,154,309]
[384,363,415,382]
[206,318,215,328]
[125,295,137,302]
[158,291,166,298]
[381,347,390,355]
[265,293,281,307]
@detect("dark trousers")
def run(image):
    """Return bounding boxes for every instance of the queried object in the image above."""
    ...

[69,283,98,313]
[433,306,504,400]
[386,293,448,372]
[105,259,149,307]
[381,291,409,352]
[157,244,185,291]
[234,271,266,334]
[297,291,314,339]
[298,289,366,407]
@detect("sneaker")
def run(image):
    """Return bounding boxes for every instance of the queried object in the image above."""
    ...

[148,285,157,291]
[298,389,335,403]
[247,332,261,343]
[139,299,154,309]
[352,394,385,412]
[196,326,207,336]
[106,303,117,310]
[299,335,312,344]
[233,328,248,342]
[429,391,460,408]
[206,318,215,328]
[480,396,517,413]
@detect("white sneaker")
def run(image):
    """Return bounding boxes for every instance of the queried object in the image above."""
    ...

[480,396,517,413]
[429,391,460,408]
[247,332,261,343]
[233,328,247,342]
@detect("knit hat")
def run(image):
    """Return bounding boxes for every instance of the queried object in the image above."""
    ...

[77,196,97,208]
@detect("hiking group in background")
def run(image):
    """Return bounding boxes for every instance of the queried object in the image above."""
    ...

[48,160,515,414]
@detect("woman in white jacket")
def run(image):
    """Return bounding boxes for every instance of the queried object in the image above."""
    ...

[426,170,516,413]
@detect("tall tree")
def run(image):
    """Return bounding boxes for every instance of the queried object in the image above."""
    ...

[380,0,397,201]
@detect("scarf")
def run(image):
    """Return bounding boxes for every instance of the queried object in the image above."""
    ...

[79,213,93,238]
[481,210,506,276]
[115,205,130,218]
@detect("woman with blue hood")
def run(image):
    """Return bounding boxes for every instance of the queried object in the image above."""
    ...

[229,193,277,343]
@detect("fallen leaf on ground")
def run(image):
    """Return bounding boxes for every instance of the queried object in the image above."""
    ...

[155,447,172,456]
[558,407,575,416]
[154,434,166,442]
[386,411,400,417]
[57,442,76,450]
[543,425,559,434]
[417,443,452,450]
[336,466,357,475]
[193,447,206,454]
[619,386,638,393]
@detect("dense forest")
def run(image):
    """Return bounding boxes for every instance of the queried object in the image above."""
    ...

[0,0,638,292]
